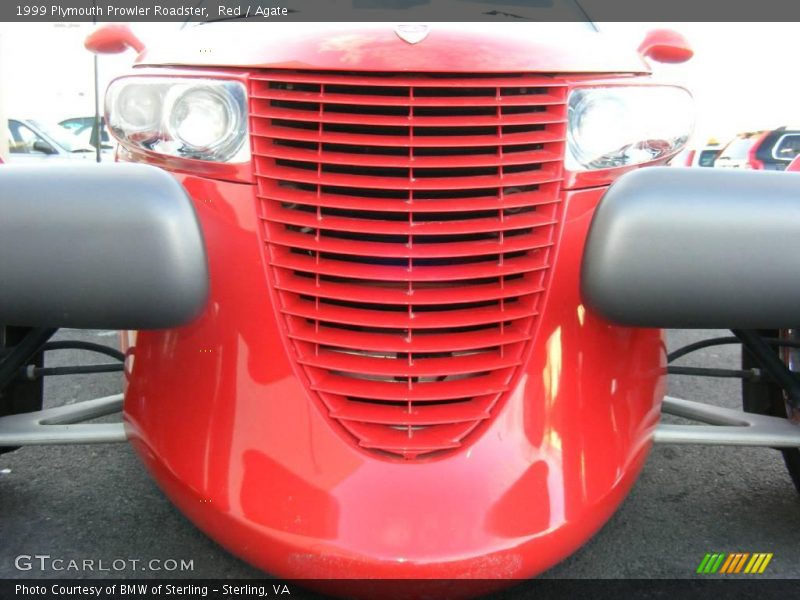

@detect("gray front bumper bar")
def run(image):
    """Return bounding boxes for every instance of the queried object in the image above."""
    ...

[0,163,208,329]
[582,167,800,329]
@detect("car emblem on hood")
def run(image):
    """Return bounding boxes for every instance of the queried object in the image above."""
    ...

[395,24,430,45]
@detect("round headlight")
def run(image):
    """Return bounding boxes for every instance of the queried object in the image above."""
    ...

[116,84,162,132]
[566,86,694,170]
[105,77,249,163]
[569,92,634,168]
[168,86,243,157]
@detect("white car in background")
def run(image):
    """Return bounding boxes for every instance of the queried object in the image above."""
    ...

[6,118,99,163]
[670,143,725,167]
[714,132,767,169]
[59,116,115,157]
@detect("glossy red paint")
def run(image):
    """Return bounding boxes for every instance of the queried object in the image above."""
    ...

[747,131,770,170]
[137,23,650,75]
[251,70,568,459]
[115,135,253,184]
[85,23,145,55]
[116,23,672,592]
[637,29,694,64]
[124,176,665,585]
[788,155,800,172]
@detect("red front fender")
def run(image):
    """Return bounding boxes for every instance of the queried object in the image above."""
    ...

[123,177,664,588]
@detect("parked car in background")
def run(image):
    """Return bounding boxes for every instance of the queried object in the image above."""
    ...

[6,118,97,163]
[669,142,724,167]
[58,116,114,154]
[715,127,800,171]
[694,143,724,167]
[714,131,767,169]
[753,127,800,170]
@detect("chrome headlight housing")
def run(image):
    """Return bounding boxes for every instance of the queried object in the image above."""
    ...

[567,86,694,170]
[106,77,248,163]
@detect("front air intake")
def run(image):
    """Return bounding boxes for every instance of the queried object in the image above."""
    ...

[250,70,566,459]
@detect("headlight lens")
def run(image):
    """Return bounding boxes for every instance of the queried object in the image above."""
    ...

[117,84,161,132]
[106,77,248,163]
[567,86,694,170]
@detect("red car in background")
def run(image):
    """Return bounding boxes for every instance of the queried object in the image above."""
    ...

[763,127,800,169]
[670,142,724,167]
[716,127,800,170]
[714,131,767,169]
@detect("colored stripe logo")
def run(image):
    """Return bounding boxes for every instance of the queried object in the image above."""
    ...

[696,553,773,574]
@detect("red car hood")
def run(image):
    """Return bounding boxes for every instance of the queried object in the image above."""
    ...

[137,22,650,74]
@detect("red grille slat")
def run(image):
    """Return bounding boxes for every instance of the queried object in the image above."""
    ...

[296,347,524,377]
[256,160,563,190]
[263,205,557,235]
[312,371,511,402]
[255,122,566,148]
[281,297,536,329]
[258,178,560,213]
[253,140,562,169]
[285,318,530,353]
[252,103,566,128]
[251,87,566,108]
[251,72,566,88]
[348,421,480,456]
[275,270,543,305]
[269,226,554,259]
[328,395,496,426]
[252,70,566,459]
[269,247,550,282]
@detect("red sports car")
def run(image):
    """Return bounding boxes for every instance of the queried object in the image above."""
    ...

[1,16,799,598]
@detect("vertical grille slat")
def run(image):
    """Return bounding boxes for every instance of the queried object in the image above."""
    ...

[251,70,567,460]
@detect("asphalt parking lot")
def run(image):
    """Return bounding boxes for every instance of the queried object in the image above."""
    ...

[1,328,799,585]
